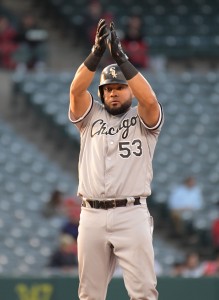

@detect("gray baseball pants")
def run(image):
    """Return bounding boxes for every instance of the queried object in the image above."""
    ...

[77,203,158,300]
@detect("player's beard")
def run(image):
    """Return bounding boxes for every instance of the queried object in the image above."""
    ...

[104,100,132,115]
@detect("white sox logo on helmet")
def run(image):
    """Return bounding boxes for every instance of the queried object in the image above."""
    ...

[109,67,117,78]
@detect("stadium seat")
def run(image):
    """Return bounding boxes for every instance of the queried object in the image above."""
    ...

[6,64,219,273]
[0,119,77,274]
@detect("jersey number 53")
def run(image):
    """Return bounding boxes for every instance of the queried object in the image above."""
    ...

[119,139,142,158]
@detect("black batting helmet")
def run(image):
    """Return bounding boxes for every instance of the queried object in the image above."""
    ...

[98,64,128,102]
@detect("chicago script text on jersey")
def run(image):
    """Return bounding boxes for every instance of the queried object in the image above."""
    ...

[91,116,138,139]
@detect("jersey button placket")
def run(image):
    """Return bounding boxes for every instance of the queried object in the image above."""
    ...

[105,137,115,194]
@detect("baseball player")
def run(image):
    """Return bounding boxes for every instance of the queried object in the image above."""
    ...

[69,19,164,300]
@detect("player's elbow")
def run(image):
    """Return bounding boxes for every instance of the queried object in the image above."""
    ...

[70,80,82,98]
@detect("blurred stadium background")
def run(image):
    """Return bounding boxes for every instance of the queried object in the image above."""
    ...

[0,0,219,299]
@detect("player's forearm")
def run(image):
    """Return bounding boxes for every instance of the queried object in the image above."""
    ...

[128,72,158,107]
[107,21,159,112]
[69,64,95,117]
[128,72,160,127]
[70,63,95,97]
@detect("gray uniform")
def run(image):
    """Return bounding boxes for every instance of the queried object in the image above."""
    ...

[69,95,163,300]
[70,96,163,199]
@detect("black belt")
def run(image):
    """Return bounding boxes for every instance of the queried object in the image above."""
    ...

[82,197,141,210]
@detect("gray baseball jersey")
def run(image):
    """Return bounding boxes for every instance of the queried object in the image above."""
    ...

[69,95,163,199]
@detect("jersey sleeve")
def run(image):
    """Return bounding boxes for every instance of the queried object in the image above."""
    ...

[68,94,102,131]
[138,102,164,132]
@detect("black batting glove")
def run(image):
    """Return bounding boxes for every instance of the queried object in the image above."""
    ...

[108,22,128,65]
[92,19,109,57]
[84,19,109,71]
